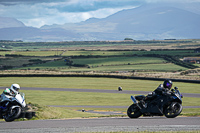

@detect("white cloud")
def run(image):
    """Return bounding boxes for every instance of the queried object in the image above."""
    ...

[0,0,139,28]
[0,0,200,28]
[21,6,136,28]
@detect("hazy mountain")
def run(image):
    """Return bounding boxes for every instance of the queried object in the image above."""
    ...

[41,4,200,40]
[0,27,83,42]
[0,17,25,29]
[108,6,200,39]
[0,3,200,41]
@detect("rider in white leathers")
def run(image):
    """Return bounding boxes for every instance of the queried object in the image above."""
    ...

[1,84,20,98]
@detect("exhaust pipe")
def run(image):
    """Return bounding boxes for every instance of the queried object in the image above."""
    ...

[131,96,141,109]
[131,96,137,104]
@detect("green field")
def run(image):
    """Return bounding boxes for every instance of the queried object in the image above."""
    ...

[14,50,61,56]
[72,57,165,65]
[0,45,199,73]
[62,63,187,72]
[1,39,200,51]
[62,50,197,56]
[1,49,198,57]
[0,57,61,68]
[1,77,200,93]
[14,56,188,72]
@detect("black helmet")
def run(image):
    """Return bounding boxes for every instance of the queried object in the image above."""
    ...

[163,79,172,89]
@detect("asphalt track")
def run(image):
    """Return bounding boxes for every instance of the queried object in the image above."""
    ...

[0,117,200,132]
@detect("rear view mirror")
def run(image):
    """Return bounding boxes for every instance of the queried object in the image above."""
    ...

[174,87,178,90]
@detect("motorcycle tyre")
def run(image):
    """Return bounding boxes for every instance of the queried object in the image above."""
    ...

[4,107,22,122]
[164,102,182,118]
[127,104,142,118]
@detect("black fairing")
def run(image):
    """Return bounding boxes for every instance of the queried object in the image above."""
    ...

[140,95,165,115]
[140,91,182,115]
[135,95,146,101]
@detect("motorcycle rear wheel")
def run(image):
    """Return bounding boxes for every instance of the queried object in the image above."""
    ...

[127,104,142,118]
[4,106,22,122]
[164,102,182,118]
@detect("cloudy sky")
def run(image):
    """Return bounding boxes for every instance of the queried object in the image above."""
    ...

[0,0,199,28]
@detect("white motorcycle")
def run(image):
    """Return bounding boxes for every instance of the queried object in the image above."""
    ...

[0,92,26,122]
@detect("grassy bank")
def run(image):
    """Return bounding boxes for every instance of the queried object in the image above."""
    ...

[26,103,103,120]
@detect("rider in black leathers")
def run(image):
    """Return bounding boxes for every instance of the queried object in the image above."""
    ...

[146,79,173,100]
[154,79,172,95]
[142,79,173,114]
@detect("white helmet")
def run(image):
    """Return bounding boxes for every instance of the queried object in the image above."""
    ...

[10,84,20,93]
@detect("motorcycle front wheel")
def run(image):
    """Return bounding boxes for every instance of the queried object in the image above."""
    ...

[164,102,182,118]
[4,106,22,122]
[127,104,142,118]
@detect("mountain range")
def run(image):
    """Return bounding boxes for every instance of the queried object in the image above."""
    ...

[0,3,200,42]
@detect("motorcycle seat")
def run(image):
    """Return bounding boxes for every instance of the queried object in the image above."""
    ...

[135,95,145,101]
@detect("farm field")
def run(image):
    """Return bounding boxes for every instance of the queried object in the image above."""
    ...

[1,39,200,51]
[14,50,61,56]
[61,63,186,72]
[15,56,187,72]
[1,49,198,57]
[0,39,199,75]
[0,40,199,81]
[1,49,198,72]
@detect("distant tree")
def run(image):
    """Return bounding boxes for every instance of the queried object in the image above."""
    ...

[124,38,134,41]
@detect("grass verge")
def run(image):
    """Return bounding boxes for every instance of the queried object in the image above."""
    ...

[26,103,103,120]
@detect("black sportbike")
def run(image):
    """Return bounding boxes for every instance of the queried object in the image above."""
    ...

[127,87,183,118]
